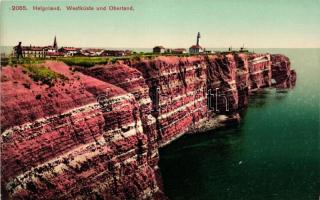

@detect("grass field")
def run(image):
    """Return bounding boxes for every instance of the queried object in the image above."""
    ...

[22,63,67,86]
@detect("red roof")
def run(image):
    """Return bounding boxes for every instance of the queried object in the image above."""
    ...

[189,45,203,49]
[172,48,187,53]
[85,48,104,52]
[62,47,81,51]
[173,48,186,51]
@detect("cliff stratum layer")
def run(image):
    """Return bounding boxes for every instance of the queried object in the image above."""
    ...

[1,53,296,199]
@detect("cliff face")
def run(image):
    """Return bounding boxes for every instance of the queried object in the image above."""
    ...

[1,63,159,200]
[1,53,296,199]
[271,54,297,88]
[129,56,209,146]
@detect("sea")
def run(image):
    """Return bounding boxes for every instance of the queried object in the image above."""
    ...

[158,49,320,200]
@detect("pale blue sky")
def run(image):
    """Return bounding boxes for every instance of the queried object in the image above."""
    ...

[1,0,319,48]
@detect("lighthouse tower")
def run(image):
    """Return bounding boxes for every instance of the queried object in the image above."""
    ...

[196,32,201,46]
[189,32,203,54]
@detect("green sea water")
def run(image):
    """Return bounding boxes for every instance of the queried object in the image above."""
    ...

[159,49,320,200]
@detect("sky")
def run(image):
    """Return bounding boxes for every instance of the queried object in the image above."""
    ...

[0,0,319,48]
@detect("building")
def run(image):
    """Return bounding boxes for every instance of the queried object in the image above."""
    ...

[189,32,204,54]
[153,46,165,54]
[239,46,249,53]
[81,48,105,56]
[13,36,60,58]
[59,47,82,56]
[101,50,131,57]
[189,45,203,54]
[172,48,187,54]
[19,46,48,58]
[124,50,132,56]
[46,51,64,58]
[165,49,172,54]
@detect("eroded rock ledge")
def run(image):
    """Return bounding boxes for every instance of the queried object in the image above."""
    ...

[1,53,296,199]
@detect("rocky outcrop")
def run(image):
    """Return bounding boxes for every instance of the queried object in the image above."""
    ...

[1,53,296,199]
[271,54,297,88]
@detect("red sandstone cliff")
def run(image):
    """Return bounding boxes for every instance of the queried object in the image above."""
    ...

[271,54,297,88]
[1,53,296,199]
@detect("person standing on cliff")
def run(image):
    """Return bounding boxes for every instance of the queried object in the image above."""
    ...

[14,42,23,59]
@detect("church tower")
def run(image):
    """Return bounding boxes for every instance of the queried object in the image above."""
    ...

[53,36,58,50]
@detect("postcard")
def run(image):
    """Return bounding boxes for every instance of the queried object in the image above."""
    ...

[0,0,319,199]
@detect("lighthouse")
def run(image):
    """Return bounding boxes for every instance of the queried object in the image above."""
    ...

[189,32,204,54]
[196,32,201,46]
